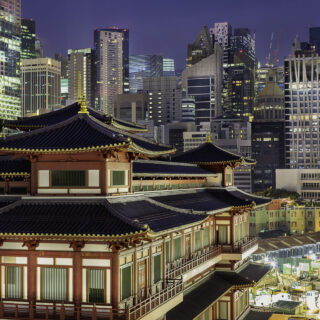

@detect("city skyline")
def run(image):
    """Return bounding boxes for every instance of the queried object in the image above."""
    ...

[23,0,320,70]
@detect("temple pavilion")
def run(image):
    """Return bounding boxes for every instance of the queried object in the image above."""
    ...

[0,100,271,320]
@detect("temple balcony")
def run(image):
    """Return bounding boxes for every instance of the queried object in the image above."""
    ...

[166,245,222,282]
[221,237,258,261]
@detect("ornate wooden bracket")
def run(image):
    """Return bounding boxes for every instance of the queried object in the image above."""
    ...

[22,240,39,250]
[69,240,85,252]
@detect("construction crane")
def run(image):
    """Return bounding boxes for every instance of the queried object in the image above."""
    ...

[273,31,282,67]
[266,32,274,67]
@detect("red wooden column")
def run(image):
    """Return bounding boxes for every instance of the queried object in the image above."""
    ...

[26,241,39,303]
[112,249,120,309]
[29,157,38,195]
[100,159,107,195]
[71,241,85,307]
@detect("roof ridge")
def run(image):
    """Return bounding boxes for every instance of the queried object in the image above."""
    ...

[133,159,199,167]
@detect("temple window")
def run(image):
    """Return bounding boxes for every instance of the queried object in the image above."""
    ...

[6,266,22,299]
[121,264,132,300]
[153,254,161,284]
[194,230,201,251]
[41,267,67,301]
[218,225,227,244]
[112,170,126,186]
[203,227,210,247]
[88,269,105,303]
[173,237,181,260]
[51,170,86,187]
[219,301,228,319]
[165,240,170,264]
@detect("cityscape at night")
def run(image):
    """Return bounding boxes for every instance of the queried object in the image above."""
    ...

[1,0,320,319]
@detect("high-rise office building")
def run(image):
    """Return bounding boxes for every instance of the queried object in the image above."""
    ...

[163,58,175,76]
[129,54,163,92]
[35,37,43,58]
[55,53,68,106]
[0,0,21,121]
[182,43,223,129]
[256,65,284,96]
[187,25,213,67]
[21,18,35,59]
[284,48,320,169]
[21,58,61,115]
[252,70,285,192]
[310,27,320,55]
[68,48,95,107]
[143,76,182,125]
[94,27,129,114]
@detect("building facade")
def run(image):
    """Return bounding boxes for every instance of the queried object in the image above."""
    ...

[163,58,175,76]
[21,58,61,115]
[21,18,35,59]
[284,50,320,169]
[68,48,95,107]
[182,43,223,129]
[0,100,269,320]
[143,76,182,125]
[0,0,21,121]
[94,28,129,114]
[129,54,163,92]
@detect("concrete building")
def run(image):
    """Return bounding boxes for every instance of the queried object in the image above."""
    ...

[0,0,21,121]
[284,48,320,169]
[142,76,182,125]
[55,53,68,106]
[187,25,213,67]
[252,69,285,192]
[183,131,209,152]
[21,18,36,59]
[182,43,223,129]
[114,93,147,123]
[21,58,61,115]
[68,48,95,107]
[181,97,195,122]
[94,27,129,114]
[163,58,175,76]
[256,65,284,96]
[276,168,320,201]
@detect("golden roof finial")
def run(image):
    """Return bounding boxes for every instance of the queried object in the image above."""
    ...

[206,131,212,143]
[77,71,82,103]
[78,95,89,114]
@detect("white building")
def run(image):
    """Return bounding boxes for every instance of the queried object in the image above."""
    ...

[94,28,129,114]
[21,58,61,116]
[276,168,320,200]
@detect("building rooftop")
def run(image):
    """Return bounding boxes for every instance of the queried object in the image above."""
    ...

[0,113,174,157]
[172,141,255,165]
[2,102,147,133]
[0,156,30,176]
[239,263,271,283]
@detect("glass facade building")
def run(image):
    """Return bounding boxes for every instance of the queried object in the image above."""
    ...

[129,54,163,92]
[0,0,21,121]
[163,58,175,76]
[21,18,35,59]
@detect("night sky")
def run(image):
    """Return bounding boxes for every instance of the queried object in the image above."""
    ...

[23,0,320,70]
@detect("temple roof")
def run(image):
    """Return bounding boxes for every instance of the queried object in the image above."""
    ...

[0,156,30,176]
[238,263,271,283]
[0,199,146,238]
[109,197,207,233]
[3,102,147,133]
[149,188,270,213]
[132,160,217,177]
[0,113,175,157]
[171,141,256,165]
[166,271,253,320]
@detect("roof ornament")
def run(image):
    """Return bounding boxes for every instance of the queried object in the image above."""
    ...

[77,71,82,103]
[206,131,212,143]
[78,95,89,114]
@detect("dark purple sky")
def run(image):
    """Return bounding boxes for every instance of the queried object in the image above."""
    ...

[23,0,320,70]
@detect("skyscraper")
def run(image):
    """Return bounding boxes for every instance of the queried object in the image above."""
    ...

[310,27,320,55]
[129,54,163,92]
[187,26,213,67]
[68,48,95,107]
[163,58,175,76]
[142,76,182,125]
[0,0,21,121]
[94,27,129,114]
[55,53,68,106]
[182,43,223,129]
[284,48,320,169]
[21,18,35,59]
[21,58,61,115]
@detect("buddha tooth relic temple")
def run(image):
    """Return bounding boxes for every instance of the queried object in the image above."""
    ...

[0,100,270,320]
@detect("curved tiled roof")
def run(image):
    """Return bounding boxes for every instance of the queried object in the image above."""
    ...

[0,157,30,176]
[3,102,147,133]
[171,141,255,165]
[0,199,146,238]
[0,113,175,156]
[132,160,216,177]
